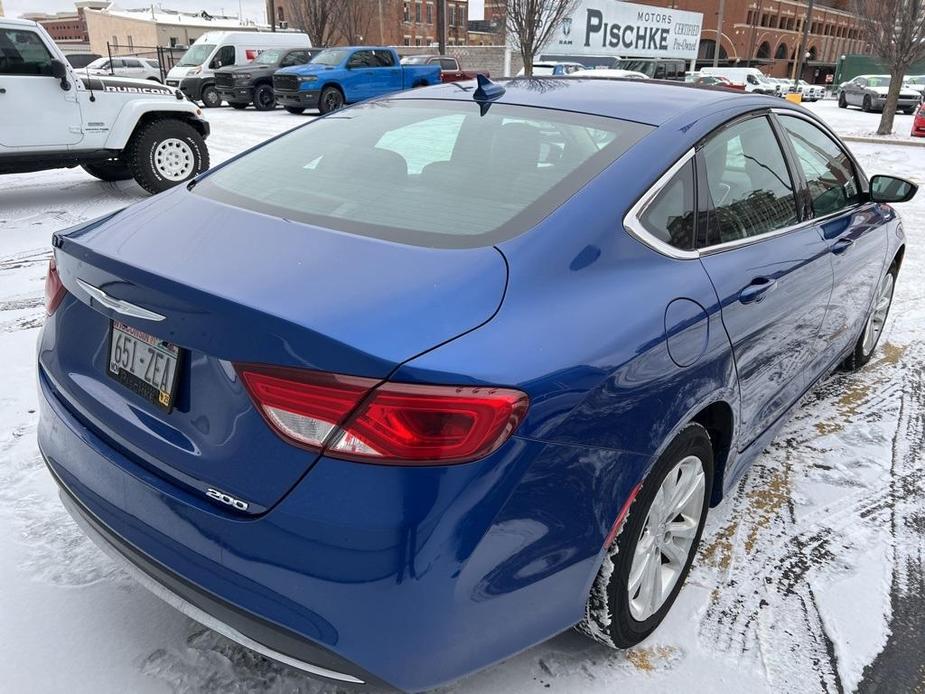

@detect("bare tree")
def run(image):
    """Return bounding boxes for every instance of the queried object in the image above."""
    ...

[501,0,578,76]
[287,0,341,47]
[335,0,377,45]
[853,0,925,134]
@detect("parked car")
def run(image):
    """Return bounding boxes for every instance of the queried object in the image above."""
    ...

[838,74,921,113]
[165,30,312,107]
[0,18,209,194]
[903,74,925,100]
[912,102,925,136]
[39,77,914,693]
[569,68,648,80]
[700,67,777,94]
[85,56,162,81]
[516,61,585,76]
[273,46,440,114]
[691,74,744,90]
[612,58,687,80]
[400,54,489,83]
[64,52,101,69]
[793,79,825,102]
[215,47,320,110]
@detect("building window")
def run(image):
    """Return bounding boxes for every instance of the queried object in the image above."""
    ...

[449,3,456,26]
[426,2,433,24]
[112,34,117,47]
[415,1,422,22]
[169,36,178,47]
[127,35,133,50]
[403,36,411,45]
[403,2,410,21]
[277,6,284,22]
[415,37,422,46]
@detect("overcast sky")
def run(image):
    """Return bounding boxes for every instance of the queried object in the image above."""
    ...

[5,1,270,23]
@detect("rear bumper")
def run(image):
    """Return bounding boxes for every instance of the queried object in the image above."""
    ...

[37,358,641,691]
[275,89,319,109]
[49,459,381,688]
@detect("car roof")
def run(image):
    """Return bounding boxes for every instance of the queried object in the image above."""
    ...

[391,77,773,126]
[1,17,39,28]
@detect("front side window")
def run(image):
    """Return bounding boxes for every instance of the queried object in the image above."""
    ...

[639,160,696,250]
[194,100,652,247]
[211,45,235,68]
[0,29,55,76]
[177,43,215,66]
[779,115,860,217]
[700,116,798,244]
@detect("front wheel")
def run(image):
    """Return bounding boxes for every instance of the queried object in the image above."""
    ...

[838,92,847,108]
[125,118,210,194]
[253,83,276,111]
[81,158,133,182]
[904,106,916,115]
[200,85,221,108]
[579,423,713,648]
[863,95,872,112]
[318,86,344,114]
[842,268,897,371]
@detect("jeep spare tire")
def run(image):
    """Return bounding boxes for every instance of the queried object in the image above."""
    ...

[126,119,209,194]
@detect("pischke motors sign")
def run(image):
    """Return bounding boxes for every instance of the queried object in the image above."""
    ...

[550,0,703,60]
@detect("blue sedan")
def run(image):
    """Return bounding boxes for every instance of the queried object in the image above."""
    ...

[37,77,914,691]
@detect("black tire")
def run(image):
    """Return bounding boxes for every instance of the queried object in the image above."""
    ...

[319,86,344,114]
[229,102,248,110]
[284,106,305,114]
[125,118,210,195]
[200,85,221,108]
[863,95,872,112]
[579,423,713,648]
[903,106,916,115]
[838,92,847,108]
[80,158,133,182]
[841,266,897,371]
[252,83,276,111]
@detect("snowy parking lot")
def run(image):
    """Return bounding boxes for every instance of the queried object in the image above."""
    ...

[1,96,923,693]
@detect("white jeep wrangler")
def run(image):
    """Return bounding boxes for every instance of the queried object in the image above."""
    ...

[0,18,210,194]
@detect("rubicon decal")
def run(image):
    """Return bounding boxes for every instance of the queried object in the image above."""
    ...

[104,85,173,95]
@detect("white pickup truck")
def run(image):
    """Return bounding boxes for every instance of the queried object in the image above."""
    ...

[0,18,210,193]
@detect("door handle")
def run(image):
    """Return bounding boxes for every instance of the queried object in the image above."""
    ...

[831,238,855,255]
[739,277,778,304]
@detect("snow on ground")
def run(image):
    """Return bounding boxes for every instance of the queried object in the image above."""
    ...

[0,100,923,694]
[809,97,923,142]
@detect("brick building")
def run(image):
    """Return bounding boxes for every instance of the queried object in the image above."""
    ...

[22,1,107,43]
[277,0,470,47]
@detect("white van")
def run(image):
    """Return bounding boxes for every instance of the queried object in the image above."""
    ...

[700,67,777,94]
[166,31,311,107]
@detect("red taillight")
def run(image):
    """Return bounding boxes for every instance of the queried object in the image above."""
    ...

[236,365,528,465]
[44,255,66,315]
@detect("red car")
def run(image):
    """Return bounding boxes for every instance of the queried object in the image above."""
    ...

[912,103,925,137]
[400,55,489,83]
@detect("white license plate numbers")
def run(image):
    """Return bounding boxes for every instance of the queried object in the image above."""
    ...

[108,321,179,410]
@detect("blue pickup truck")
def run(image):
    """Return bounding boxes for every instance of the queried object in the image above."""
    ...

[272,46,441,114]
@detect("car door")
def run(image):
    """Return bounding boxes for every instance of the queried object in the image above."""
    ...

[370,48,401,92]
[847,77,864,106]
[775,112,888,376]
[0,27,82,148]
[696,114,833,449]
[344,49,377,100]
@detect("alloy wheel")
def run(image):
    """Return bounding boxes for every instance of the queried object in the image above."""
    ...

[862,272,894,356]
[626,455,705,622]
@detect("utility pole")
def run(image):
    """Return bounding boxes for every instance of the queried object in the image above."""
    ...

[378,0,385,44]
[266,0,276,30]
[793,0,814,82]
[713,0,726,67]
[437,0,446,54]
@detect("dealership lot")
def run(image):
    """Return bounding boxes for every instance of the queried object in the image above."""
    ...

[1,98,923,693]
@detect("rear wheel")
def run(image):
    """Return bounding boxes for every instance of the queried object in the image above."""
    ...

[81,158,133,182]
[838,92,847,108]
[201,85,221,108]
[125,118,209,194]
[842,267,897,371]
[319,86,344,114]
[579,423,713,648]
[284,106,305,114]
[253,83,276,111]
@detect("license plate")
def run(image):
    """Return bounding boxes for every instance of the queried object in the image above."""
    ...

[108,321,180,410]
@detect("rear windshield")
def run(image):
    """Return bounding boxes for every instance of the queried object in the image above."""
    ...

[194,100,652,248]
[255,49,282,64]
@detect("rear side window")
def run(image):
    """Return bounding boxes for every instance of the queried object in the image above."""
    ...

[349,50,395,68]
[0,29,54,76]
[699,116,798,244]
[778,115,860,217]
[194,100,652,248]
[639,160,696,250]
[438,57,457,70]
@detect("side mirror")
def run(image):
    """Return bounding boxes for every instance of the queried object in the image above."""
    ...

[50,59,70,91]
[870,174,918,204]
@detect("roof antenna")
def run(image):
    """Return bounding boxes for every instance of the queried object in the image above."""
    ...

[473,74,504,115]
[84,66,96,102]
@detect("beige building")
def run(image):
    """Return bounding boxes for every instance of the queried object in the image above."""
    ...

[84,6,267,55]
